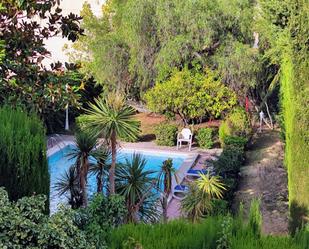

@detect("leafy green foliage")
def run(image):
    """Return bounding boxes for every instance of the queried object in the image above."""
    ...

[76,194,126,247]
[72,0,255,99]
[0,188,95,248]
[196,128,214,149]
[145,68,237,124]
[0,107,49,209]
[154,123,178,146]
[219,108,252,146]
[213,135,246,206]
[214,144,244,177]
[0,1,83,123]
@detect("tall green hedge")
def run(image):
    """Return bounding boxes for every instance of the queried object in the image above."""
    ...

[0,107,49,210]
[276,3,309,232]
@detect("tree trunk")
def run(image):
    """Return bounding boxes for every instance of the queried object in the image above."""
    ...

[162,196,168,222]
[97,168,103,193]
[109,131,117,194]
[80,156,89,207]
[162,174,169,222]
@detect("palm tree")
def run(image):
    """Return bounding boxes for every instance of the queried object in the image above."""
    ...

[78,92,140,194]
[181,174,226,223]
[157,158,178,222]
[54,165,83,209]
[68,130,98,207]
[90,144,111,193]
[115,153,159,223]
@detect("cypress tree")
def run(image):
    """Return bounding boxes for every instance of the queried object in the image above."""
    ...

[0,107,49,211]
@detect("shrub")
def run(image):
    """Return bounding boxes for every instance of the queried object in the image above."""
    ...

[214,145,244,177]
[154,123,178,146]
[0,107,49,209]
[0,188,95,248]
[219,107,252,147]
[210,199,229,216]
[76,194,127,247]
[224,136,248,150]
[196,128,214,149]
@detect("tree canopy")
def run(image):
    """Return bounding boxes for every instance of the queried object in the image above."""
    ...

[0,0,83,122]
[71,0,259,102]
[145,67,237,124]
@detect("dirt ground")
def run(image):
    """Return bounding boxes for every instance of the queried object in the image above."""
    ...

[233,129,289,235]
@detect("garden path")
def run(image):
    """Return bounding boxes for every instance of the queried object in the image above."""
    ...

[233,130,289,235]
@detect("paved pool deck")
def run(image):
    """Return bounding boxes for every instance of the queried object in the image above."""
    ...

[47,134,222,219]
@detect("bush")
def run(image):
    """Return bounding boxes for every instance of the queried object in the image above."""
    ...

[214,145,244,177]
[210,199,229,216]
[154,123,178,146]
[0,188,95,248]
[224,136,248,150]
[76,194,127,247]
[196,128,214,149]
[0,107,49,209]
[219,107,252,147]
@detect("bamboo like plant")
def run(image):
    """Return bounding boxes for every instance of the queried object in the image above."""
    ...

[78,92,140,194]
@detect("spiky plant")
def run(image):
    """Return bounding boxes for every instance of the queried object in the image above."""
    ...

[67,130,98,207]
[157,158,178,222]
[78,92,140,194]
[115,153,159,223]
[90,144,111,193]
[181,174,225,223]
[54,165,82,209]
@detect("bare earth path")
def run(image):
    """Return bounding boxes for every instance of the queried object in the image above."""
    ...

[233,130,289,235]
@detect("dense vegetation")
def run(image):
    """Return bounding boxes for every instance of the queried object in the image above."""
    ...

[256,0,309,230]
[109,203,309,249]
[0,0,309,247]
[0,107,49,208]
[0,0,86,132]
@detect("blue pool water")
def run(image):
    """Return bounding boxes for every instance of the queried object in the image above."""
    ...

[48,145,186,212]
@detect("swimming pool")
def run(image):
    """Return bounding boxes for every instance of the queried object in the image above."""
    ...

[48,145,188,212]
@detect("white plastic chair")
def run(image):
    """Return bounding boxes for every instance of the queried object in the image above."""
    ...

[177,128,193,151]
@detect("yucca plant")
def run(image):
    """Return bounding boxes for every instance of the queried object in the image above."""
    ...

[54,165,82,209]
[115,153,159,223]
[67,130,98,207]
[78,92,140,194]
[90,144,111,193]
[157,158,178,222]
[181,174,226,223]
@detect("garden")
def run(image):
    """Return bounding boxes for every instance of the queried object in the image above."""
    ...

[0,0,309,248]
